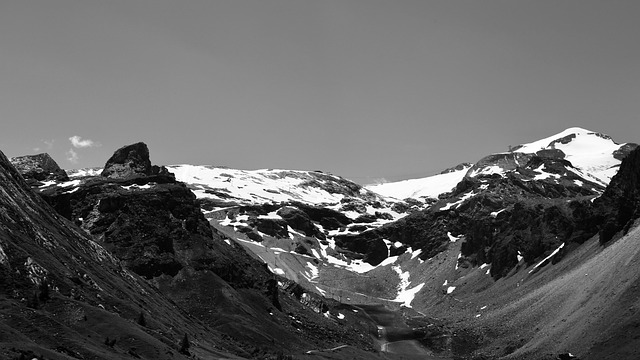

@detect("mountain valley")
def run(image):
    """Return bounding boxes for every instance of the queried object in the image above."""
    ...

[3,127,640,359]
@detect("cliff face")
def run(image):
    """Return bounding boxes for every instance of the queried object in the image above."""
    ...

[596,146,640,243]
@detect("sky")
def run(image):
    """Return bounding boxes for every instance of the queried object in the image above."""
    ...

[1,0,639,184]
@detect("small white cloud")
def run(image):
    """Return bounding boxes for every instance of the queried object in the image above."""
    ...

[66,148,79,163]
[33,139,55,153]
[69,135,100,148]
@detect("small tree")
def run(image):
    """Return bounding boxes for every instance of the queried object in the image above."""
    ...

[179,333,190,355]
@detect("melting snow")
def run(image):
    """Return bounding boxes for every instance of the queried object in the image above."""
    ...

[58,179,82,188]
[447,232,460,242]
[168,165,348,205]
[529,243,565,274]
[121,184,153,190]
[379,256,399,266]
[409,248,423,260]
[258,211,282,220]
[392,265,424,307]
[305,262,319,280]
[490,209,506,218]
[468,165,506,178]
[442,191,476,210]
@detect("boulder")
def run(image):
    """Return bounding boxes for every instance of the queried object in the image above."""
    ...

[276,206,322,238]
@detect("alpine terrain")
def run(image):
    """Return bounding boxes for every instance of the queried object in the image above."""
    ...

[3,127,640,359]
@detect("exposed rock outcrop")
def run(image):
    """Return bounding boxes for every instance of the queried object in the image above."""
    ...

[10,153,69,183]
[595,146,640,243]
[101,142,173,180]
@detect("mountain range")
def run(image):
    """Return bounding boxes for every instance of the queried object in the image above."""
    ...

[2,127,640,359]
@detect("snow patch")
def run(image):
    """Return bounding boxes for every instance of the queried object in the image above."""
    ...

[305,262,319,280]
[392,265,424,308]
[529,243,565,274]
[366,165,471,200]
[441,191,476,210]
[490,209,506,218]
[447,232,461,242]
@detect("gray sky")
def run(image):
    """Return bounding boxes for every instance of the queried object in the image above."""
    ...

[1,1,639,184]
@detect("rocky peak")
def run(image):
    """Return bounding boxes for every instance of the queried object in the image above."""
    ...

[101,142,154,179]
[440,162,473,174]
[10,153,69,183]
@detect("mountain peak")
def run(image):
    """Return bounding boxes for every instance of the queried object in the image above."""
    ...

[511,127,617,154]
[9,152,69,182]
[101,142,153,179]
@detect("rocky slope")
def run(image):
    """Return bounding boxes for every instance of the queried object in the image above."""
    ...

[6,144,391,359]
[0,149,227,360]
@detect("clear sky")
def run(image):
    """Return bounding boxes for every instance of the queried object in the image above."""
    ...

[1,1,639,184]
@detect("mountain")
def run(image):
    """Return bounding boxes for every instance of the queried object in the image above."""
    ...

[153,127,640,359]
[368,127,633,201]
[0,149,227,359]
[4,144,394,359]
[7,127,640,359]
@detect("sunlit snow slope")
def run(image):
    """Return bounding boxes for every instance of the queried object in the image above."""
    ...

[367,128,634,203]
[366,164,471,201]
[167,165,388,206]
[469,127,634,186]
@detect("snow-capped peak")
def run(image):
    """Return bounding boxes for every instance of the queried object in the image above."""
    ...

[510,127,629,185]
[513,127,607,154]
